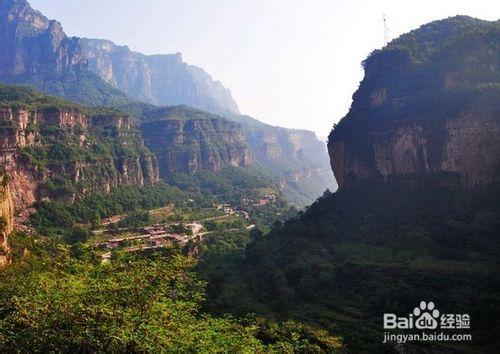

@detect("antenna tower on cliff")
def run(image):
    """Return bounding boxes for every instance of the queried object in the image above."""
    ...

[383,13,389,45]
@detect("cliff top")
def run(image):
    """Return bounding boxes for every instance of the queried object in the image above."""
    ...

[0,84,127,118]
[142,105,228,122]
[379,16,499,63]
[330,15,499,142]
[363,15,499,75]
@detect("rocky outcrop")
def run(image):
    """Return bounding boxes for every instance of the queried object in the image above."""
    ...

[0,172,14,266]
[141,107,252,175]
[0,102,159,220]
[82,39,240,116]
[0,0,129,107]
[328,16,500,189]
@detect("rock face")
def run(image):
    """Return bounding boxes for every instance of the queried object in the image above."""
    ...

[0,172,14,266]
[0,87,159,221]
[83,39,240,116]
[0,0,85,77]
[328,16,500,189]
[140,107,252,175]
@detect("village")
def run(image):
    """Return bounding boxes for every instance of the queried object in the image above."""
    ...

[93,194,276,260]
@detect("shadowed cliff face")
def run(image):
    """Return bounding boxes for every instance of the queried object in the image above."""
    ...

[140,107,252,176]
[328,16,500,189]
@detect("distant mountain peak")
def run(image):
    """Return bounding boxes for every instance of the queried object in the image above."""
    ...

[0,0,240,116]
[82,37,240,115]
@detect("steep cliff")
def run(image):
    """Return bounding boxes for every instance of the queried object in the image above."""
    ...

[328,16,500,189]
[0,0,239,115]
[0,0,130,107]
[82,39,240,116]
[141,107,252,176]
[0,172,14,266]
[0,84,159,221]
[225,17,500,353]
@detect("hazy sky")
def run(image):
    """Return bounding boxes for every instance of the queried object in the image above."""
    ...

[30,0,499,137]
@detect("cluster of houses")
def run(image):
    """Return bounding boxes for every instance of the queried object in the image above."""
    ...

[215,193,276,217]
[96,222,200,251]
[241,193,277,207]
[97,197,268,257]
[214,203,250,220]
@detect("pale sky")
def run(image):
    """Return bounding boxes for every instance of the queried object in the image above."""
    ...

[30,0,499,137]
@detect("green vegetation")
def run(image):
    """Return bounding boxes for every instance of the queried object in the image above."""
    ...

[166,166,276,204]
[116,210,151,228]
[0,233,343,352]
[5,67,133,109]
[0,83,124,116]
[383,16,499,65]
[31,183,187,233]
[205,180,500,353]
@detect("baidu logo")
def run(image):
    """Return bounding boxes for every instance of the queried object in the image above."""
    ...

[413,301,440,329]
[382,300,472,343]
[383,301,469,330]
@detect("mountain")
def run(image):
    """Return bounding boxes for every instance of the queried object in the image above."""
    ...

[207,17,500,353]
[0,0,131,107]
[328,16,500,189]
[230,114,336,205]
[140,106,252,175]
[0,0,239,115]
[0,84,159,222]
[0,0,335,206]
[82,39,240,116]
[78,17,336,205]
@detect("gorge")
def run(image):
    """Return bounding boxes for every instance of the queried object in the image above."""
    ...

[0,1,498,352]
[0,0,336,206]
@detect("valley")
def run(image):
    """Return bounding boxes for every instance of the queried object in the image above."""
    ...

[0,1,498,353]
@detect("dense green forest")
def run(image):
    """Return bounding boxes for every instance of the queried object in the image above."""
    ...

[0,232,343,352]
[31,183,188,231]
[4,178,498,352]
[202,179,500,353]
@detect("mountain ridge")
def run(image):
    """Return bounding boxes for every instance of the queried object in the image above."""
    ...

[82,38,240,116]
